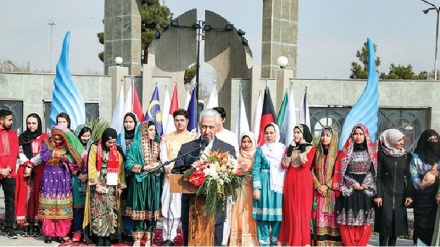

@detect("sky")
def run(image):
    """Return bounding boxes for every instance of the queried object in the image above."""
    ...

[0,0,438,79]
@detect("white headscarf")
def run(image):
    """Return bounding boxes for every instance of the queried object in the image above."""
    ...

[240,131,257,159]
[380,129,406,157]
[261,123,286,193]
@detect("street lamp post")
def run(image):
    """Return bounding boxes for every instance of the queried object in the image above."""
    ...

[422,0,440,80]
[48,18,56,73]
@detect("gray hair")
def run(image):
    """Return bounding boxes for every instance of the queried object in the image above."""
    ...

[199,108,221,124]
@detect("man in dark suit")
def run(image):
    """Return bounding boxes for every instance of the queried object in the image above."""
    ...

[172,108,236,246]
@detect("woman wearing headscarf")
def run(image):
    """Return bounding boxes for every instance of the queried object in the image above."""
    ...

[38,125,84,244]
[374,129,413,246]
[252,123,286,247]
[410,129,440,246]
[311,127,341,246]
[333,124,377,246]
[117,112,140,242]
[83,128,126,247]
[126,121,164,247]
[278,124,316,246]
[71,124,92,242]
[229,131,259,246]
[15,113,49,237]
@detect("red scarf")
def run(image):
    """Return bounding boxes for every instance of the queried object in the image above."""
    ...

[97,140,119,185]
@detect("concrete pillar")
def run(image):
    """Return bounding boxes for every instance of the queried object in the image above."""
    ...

[108,65,129,110]
[261,0,298,79]
[275,68,294,110]
[104,0,142,75]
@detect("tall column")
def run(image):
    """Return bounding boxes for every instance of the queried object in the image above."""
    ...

[261,0,298,79]
[104,0,142,75]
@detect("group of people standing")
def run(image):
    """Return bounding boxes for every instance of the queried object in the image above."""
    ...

[1,106,440,247]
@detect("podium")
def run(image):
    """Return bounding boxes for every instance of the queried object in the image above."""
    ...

[170,174,215,246]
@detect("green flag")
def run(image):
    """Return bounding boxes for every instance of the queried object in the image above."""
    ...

[277,91,288,128]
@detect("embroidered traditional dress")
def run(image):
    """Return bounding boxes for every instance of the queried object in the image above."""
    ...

[15,129,48,224]
[252,123,285,247]
[84,140,126,239]
[311,128,342,246]
[126,121,164,241]
[38,126,84,238]
[278,124,316,246]
[160,130,195,242]
[333,124,377,246]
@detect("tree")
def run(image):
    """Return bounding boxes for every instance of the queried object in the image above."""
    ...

[184,63,197,84]
[96,0,171,63]
[350,42,381,79]
[0,59,30,72]
[380,64,428,80]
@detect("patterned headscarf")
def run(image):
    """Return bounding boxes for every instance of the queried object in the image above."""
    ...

[46,124,83,167]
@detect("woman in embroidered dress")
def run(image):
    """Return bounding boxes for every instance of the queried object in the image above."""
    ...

[69,124,92,242]
[83,128,126,247]
[252,123,286,247]
[126,121,164,247]
[410,129,440,246]
[311,127,342,246]
[229,131,259,246]
[374,129,413,246]
[117,112,140,242]
[38,125,84,244]
[15,113,48,237]
[333,124,377,246]
[278,124,316,246]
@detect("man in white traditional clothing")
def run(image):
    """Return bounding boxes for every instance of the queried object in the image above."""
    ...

[212,106,239,246]
[160,109,196,246]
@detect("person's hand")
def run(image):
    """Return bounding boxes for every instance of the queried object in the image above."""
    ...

[422,172,436,188]
[317,185,328,196]
[118,189,123,197]
[361,184,369,190]
[0,168,10,177]
[405,197,413,206]
[95,185,104,194]
[53,151,63,158]
[353,182,363,190]
[374,198,382,207]
[253,189,260,201]
[289,140,297,147]
[79,173,87,183]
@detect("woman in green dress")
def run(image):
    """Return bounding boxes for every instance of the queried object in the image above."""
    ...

[126,121,164,247]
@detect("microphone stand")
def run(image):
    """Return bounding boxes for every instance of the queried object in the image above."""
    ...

[141,140,207,246]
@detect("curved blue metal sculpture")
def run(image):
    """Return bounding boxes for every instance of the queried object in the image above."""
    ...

[338,37,379,150]
[50,31,85,129]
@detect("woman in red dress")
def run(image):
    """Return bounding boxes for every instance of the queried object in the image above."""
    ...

[278,124,316,246]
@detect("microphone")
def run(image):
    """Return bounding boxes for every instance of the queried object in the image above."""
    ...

[200,137,209,150]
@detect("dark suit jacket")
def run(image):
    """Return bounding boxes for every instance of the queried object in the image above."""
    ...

[171,137,236,224]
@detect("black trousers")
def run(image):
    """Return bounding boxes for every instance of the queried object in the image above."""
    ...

[0,178,16,229]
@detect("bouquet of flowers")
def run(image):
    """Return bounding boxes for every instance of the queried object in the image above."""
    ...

[183,149,251,215]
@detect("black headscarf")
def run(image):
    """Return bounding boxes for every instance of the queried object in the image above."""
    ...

[19,113,43,159]
[124,113,137,140]
[295,124,313,152]
[101,128,117,151]
[414,129,440,165]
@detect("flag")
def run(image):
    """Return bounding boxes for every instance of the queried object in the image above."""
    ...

[281,85,297,145]
[187,88,197,133]
[164,85,179,134]
[132,85,144,122]
[299,87,310,128]
[234,86,250,142]
[339,37,379,149]
[257,87,277,146]
[205,84,218,109]
[145,86,163,136]
[123,82,144,122]
[277,91,288,128]
[110,85,125,133]
[184,89,192,110]
[162,87,171,134]
[251,91,263,145]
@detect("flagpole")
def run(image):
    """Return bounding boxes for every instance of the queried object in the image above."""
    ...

[131,76,134,110]
[238,82,242,137]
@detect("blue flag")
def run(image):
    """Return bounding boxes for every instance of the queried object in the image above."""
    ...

[187,88,197,132]
[145,86,163,136]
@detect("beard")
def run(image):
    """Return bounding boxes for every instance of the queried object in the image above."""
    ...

[3,125,11,130]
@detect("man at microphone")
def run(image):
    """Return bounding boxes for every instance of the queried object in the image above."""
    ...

[171,108,236,246]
